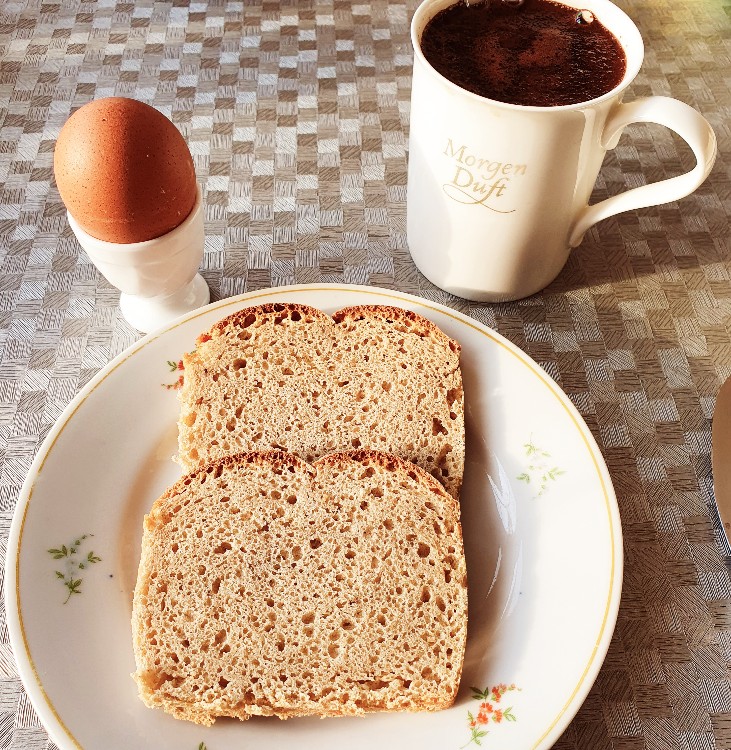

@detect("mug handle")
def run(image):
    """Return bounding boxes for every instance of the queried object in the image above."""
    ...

[568,96,718,247]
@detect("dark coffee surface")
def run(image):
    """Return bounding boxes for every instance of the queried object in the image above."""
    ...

[420,0,627,107]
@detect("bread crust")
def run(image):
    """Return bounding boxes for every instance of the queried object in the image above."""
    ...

[332,304,460,352]
[205,302,331,341]
[178,302,465,498]
[132,450,468,726]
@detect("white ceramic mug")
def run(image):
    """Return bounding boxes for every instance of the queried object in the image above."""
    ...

[407,0,718,302]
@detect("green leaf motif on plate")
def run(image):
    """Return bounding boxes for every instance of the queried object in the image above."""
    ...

[516,439,565,498]
[47,534,101,604]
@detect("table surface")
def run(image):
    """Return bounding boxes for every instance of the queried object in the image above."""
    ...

[0,0,730,748]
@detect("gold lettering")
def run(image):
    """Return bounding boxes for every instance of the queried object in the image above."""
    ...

[443,139,466,162]
[441,138,525,212]
[487,177,509,198]
[452,165,473,189]
[442,173,514,213]
[480,161,502,180]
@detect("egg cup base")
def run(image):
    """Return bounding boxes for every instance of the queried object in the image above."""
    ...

[119,272,210,334]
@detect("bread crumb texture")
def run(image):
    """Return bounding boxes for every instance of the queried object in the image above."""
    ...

[177,303,465,498]
[132,450,468,726]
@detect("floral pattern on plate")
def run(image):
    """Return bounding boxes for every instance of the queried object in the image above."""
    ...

[164,358,185,390]
[463,684,520,748]
[48,534,102,604]
[516,439,565,498]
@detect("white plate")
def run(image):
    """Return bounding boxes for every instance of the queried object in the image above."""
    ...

[5,284,622,750]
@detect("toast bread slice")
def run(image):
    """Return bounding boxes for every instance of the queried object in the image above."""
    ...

[132,449,468,725]
[176,303,464,498]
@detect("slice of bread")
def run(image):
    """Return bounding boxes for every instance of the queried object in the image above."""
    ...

[176,303,464,498]
[132,450,468,726]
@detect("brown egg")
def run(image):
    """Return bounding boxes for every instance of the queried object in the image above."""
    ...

[54,97,198,244]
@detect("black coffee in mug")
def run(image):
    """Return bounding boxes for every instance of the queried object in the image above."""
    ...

[420,0,627,107]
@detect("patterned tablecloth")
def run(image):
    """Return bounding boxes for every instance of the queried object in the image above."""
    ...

[0,0,730,748]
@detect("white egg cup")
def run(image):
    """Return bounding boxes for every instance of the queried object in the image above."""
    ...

[67,184,210,334]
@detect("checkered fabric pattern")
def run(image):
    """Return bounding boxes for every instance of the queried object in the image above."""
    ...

[0,0,730,747]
